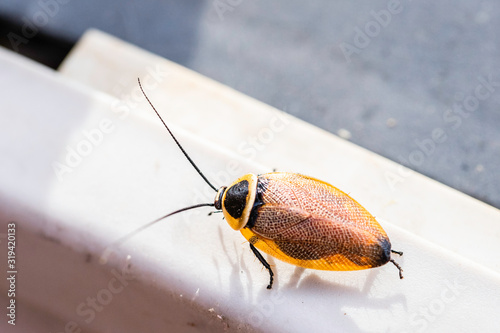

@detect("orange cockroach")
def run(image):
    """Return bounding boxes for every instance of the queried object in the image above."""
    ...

[114,79,403,289]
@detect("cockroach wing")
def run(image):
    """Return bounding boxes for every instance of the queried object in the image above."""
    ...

[240,172,392,271]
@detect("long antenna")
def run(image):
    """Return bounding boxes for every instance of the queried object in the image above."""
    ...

[138,78,218,192]
[101,202,215,264]
[111,203,214,248]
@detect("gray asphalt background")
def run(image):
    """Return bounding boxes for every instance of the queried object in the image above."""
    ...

[1,0,499,209]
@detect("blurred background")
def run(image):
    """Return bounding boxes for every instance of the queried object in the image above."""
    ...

[1,0,499,208]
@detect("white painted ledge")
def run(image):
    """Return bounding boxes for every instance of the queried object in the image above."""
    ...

[0,30,499,333]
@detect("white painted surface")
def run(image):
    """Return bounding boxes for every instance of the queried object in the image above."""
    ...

[0,30,499,332]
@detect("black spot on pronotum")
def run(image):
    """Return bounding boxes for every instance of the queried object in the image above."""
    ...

[224,180,249,219]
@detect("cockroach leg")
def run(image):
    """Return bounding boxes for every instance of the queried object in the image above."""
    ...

[250,243,274,289]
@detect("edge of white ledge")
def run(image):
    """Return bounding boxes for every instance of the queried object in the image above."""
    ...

[0,29,499,333]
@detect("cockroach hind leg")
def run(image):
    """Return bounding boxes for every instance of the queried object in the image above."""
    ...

[249,243,274,289]
[390,259,404,279]
[391,249,403,256]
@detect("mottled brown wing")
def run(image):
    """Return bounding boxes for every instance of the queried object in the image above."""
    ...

[257,172,388,239]
[239,172,391,271]
[251,204,390,269]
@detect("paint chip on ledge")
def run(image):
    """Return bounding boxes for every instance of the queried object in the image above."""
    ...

[337,128,352,139]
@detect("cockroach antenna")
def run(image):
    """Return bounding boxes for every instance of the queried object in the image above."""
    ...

[101,79,219,261]
[137,78,218,192]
